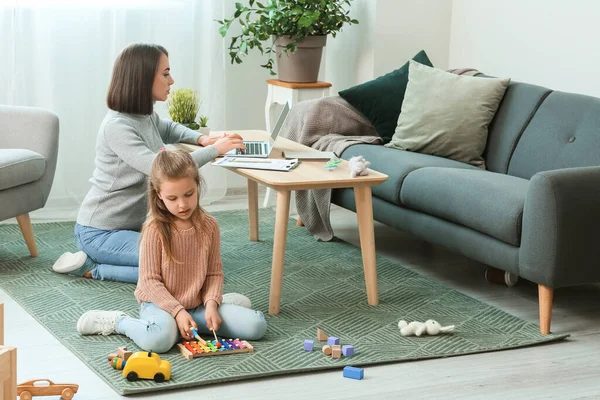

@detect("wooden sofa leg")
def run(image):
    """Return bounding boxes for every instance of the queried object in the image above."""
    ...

[296,217,304,227]
[16,213,38,257]
[538,284,553,334]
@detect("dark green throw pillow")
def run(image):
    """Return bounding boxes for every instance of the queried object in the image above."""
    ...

[338,50,433,143]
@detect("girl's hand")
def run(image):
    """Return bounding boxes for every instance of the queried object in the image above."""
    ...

[197,132,243,147]
[213,133,246,154]
[175,309,197,340]
[204,300,222,332]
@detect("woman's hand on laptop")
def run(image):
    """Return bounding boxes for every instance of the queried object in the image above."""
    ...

[197,132,243,147]
[213,134,245,154]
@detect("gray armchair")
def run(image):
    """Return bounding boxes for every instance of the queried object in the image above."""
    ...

[0,106,59,256]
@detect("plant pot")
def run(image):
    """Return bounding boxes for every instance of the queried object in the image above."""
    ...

[274,35,327,83]
[198,127,211,135]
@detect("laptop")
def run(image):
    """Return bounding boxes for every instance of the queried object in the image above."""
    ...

[226,101,291,157]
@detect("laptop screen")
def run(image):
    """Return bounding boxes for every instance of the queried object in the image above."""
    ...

[269,102,291,145]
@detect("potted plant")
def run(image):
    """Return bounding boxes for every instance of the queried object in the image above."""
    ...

[166,88,200,130]
[198,115,210,135]
[217,0,358,83]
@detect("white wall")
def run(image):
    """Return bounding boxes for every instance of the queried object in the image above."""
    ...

[449,0,600,97]
[373,0,452,76]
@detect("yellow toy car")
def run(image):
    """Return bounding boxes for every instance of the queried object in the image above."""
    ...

[122,351,171,382]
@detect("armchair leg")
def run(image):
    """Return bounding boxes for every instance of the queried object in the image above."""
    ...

[16,213,38,257]
[538,284,553,334]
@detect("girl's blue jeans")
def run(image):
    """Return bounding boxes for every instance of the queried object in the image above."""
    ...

[74,223,139,283]
[116,302,267,353]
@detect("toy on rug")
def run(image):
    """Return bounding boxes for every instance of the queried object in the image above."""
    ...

[310,328,355,359]
[348,155,370,178]
[121,351,171,382]
[178,328,254,359]
[107,346,133,370]
[397,319,455,336]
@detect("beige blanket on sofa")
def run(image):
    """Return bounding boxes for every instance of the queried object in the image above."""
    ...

[283,96,382,241]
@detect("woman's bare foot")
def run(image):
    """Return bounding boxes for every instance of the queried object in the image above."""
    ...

[83,271,93,279]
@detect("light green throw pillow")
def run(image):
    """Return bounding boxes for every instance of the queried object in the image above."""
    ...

[385,60,510,168]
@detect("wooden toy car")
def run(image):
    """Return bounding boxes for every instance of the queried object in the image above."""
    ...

[122,351,171,382]
[17,379,78,400]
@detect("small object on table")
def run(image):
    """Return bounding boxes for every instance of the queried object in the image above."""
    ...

[348,155,371,178]
[343,366,364,380]
[321,345,332,356]
[324,157,342,171]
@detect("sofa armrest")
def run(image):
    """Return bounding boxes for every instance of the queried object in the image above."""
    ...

[0,106,60,203]
[519,166,600,287]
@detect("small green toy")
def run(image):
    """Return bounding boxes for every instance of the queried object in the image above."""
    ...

[324,157,342,171]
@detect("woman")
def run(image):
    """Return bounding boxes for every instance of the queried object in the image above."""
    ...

[52,43,245,285]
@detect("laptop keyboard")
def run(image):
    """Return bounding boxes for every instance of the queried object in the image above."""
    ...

[236,142,267,155]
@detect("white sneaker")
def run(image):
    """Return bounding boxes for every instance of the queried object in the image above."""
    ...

[222,293,252,309]
[52,251,87,274]
[77,310,127,336]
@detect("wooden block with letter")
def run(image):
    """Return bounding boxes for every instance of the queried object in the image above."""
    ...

[178,338,254,360]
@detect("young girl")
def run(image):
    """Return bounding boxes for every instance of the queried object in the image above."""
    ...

[76,150,266,352]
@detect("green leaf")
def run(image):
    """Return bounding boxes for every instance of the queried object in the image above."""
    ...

[298,15,312,28]
[235,2,244,10]
[240,41,248,54]
[218,25,228,37]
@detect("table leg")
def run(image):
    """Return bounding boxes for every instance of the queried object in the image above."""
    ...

[268,190,291,314]
[248,179,259,242]
[354,185,379,305]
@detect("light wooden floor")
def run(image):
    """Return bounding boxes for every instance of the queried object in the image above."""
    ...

[2,194,600,400]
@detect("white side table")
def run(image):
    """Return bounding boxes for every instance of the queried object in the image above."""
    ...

[263,79,332,207]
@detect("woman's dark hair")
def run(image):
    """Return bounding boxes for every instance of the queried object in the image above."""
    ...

[106,43,168,115]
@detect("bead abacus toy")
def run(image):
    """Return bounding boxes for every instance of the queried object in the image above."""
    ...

[177,328,254,360]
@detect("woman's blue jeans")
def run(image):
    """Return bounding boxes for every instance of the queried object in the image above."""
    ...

[74,223,139,283]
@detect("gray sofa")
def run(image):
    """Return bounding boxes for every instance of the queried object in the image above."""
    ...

[332,80,600,334]
[0,106,60,256]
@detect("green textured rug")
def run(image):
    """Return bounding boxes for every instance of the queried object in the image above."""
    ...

[0,210,567,395]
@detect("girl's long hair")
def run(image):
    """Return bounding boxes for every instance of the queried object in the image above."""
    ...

[142,149,205,263]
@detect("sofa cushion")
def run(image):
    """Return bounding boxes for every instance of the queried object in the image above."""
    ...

[338,50,433,144]
[0,149,46,191]
[400,167,529,246]
[386,61,510,169]
[340,144,480,206]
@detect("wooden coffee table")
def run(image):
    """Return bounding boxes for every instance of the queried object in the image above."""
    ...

[179,130,388,314]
